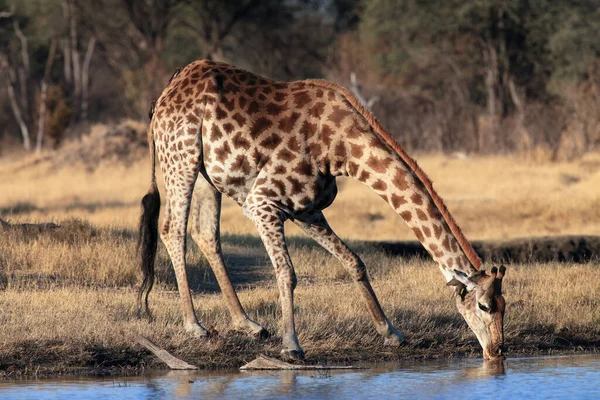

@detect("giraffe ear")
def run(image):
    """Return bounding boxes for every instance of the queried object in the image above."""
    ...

[446,278,465,288]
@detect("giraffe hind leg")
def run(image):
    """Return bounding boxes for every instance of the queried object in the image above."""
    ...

[159,164,209,338]
[293,212,407,346]
[190,177,268,339]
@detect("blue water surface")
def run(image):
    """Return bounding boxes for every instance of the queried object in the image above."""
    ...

[1,355,599,399]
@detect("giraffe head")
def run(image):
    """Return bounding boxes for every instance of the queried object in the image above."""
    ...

[448,266,507,361]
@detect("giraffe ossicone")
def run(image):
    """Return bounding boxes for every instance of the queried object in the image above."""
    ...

[138,59,507,361]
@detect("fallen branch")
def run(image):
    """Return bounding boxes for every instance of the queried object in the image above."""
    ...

[134,335,198,370]
[240,354,359,370]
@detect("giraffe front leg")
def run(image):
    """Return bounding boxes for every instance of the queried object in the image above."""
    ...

[190,178,268,339]
[246,201,304,361]
[293,213,407,347]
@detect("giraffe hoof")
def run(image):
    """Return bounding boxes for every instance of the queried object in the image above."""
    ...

[185,323,211,338]
[280,348,305,362]
[383,332,408,347]
[235,319,270,340]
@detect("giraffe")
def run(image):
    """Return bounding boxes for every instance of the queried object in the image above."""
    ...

[138,59,507,361]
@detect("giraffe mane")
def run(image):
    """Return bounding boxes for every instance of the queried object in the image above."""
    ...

[304,79,482,271]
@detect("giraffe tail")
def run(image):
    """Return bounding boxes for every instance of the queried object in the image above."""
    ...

[138,123,160,319]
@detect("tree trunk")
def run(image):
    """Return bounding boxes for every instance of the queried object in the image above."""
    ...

[81,36,96,121]
[36,38,57,153]
[6,80,31,150]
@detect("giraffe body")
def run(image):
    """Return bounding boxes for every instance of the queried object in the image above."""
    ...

[139,60,506,361]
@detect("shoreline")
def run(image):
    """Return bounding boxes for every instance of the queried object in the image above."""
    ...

[1,343,598,380]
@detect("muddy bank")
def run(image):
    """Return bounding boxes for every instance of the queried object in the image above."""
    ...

[0,336,598,380]
[372,235,600,264]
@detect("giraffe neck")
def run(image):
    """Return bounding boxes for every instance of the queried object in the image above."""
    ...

[346,148,477,280]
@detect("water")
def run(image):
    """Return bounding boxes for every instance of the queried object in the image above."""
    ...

[1,355,599,399]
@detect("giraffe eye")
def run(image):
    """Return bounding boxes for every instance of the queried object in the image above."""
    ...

[478,302,491,312]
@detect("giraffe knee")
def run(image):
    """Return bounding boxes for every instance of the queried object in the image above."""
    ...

[192,231,219,255]
[277,269,297,291]
[347,257,367,281]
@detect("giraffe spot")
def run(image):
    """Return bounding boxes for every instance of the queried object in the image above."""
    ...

[273,165,286,174]
[447,258,455,268]
[328,105,353,128]
[226,176,245,187]
[252,148,267,168]
[350,143,364,159]
[271,179,286,194]
[427,203,440,219]
[412,227,424,242]
[215,106,227,120]
[245,87,257,97]
[210,125,223,141]
[250,117,273,139]
[390,194,406,209]
[370,136,388,151]
[335,142,346,158]
[222,97,236,111]
[267,102,288,116]
[255,177,267,186]
[258,93,267,101]
[204,109,213,121]
[423,226,432,238]
[411,193,423,205]
[260,134,282,150]
[433,223,443,239]
[358,170,371,182]
[232,113,246,127]
[308,102,326,118]
[259,188,278,198]
[274,92,287,102]
[327,90,336,100]
[277,148,296,162]
[372,180,387,192]
[309,142,323,158]
[347,161,359,177]
[211,165,224,174]
[262,86,272,94]
[298,196,311,206]
[442,236,451,251]
[366,155,393,173]
[416,209,428,221]
[238,96,247,109]
[392,167,409,190]
[214,142,231,163]
[451,240,458,253]
[278,112,301,133]
[321,125,334,147]
[232,132,250,149]
[183,138,195,146]
[316,89,323,98]
[247,101,260,114]
[288,137,301,152]
[231,154,251,174]
[400,211,412,222]
[223,123,234,134]
[346,123,362,139]
[293,91,312,108]
[294,160,313,176]
[288,177,304,195]
[300,120,317,139]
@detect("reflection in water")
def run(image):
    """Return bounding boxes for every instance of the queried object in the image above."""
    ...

[1,355,599,399]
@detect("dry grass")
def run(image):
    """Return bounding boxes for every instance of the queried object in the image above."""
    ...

[0,150,599,375]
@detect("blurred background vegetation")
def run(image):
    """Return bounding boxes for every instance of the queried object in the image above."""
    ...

[1,0,599,158]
